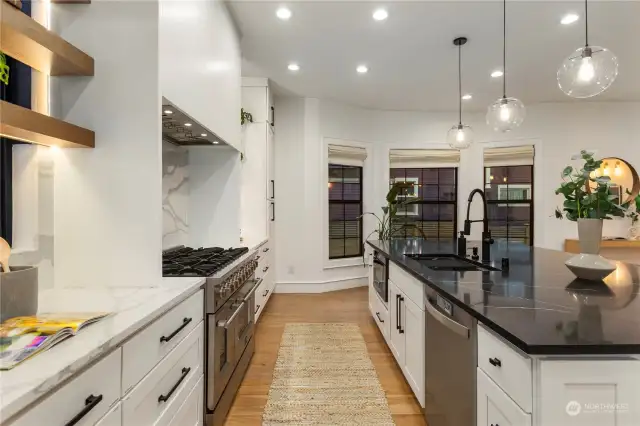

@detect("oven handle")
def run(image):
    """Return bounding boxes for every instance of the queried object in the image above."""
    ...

[243,279,263,303]
[217,301,246,329]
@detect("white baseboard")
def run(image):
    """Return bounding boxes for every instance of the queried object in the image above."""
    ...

[275,276,367,293]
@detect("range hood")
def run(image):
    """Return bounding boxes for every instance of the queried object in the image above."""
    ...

[162,98,227,147]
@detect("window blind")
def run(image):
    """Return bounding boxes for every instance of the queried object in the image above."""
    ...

[328,144,367,167]
[389,149,460,168]
[484,145,534,167]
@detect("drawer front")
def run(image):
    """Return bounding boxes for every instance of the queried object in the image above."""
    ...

[167,377,204,426]
[389,263,424,308]
[255,241,272,279]
[478,325,532,413]
[122,322,204,426]
[372,291,390,341]
[477,368,531,426]
[96,402,122,426]
[8,349,121,426]
[122,290,203,393]
[255,271,273,321]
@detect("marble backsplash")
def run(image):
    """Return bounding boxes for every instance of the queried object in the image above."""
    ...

[162,140,189,249]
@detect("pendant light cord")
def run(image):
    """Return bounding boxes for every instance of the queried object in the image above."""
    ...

[458,43,462,125]
[502,0,507,98]
[584,0,589,47]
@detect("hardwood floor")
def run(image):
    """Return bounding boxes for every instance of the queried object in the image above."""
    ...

[224,286,426,426]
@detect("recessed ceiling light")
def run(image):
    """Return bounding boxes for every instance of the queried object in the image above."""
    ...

[372,8,388,21]
[213,141,219,144]
[185,123,192,127]
[491,70,504,78]
[201,133,207,137]
[164,109,172,114]
[288,63,300,71]
[561,13,579,25]
[276,7,292,20]
[356,65,368,74]
[462,94,472,100]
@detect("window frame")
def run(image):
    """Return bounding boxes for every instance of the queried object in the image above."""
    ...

[388,167,458,241]
[483,165,534,246]
[328,163,364,260]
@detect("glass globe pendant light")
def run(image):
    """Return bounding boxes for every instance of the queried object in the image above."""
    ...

[486,0,525,132]
[447,37,473,149]
[557,0,618,98]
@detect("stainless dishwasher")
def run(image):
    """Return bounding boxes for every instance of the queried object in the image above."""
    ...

[424,287,477,426]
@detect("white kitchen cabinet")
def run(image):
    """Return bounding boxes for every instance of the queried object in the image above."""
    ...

[95,403,122,426]
[388,280,405,365]
[477,368,531,426]
[167,377,204,426]
[402,294,425,406]
[539,360,640,426]
[241,78,276,249]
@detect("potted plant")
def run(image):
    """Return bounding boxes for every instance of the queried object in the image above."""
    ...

[0,52,9,86]
[362,182,427,242]
[554,150,624,279]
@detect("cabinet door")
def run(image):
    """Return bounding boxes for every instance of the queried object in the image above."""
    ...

[477,368,531,426]
[168,377,204,426]
[266,124,275,200]
[539,360,640,426]
[95,403,122,426]
[402,295,425,407]
[240,122,269,246]
[368,254,375,312]
[388,281,405,365]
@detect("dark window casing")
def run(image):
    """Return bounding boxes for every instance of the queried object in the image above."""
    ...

[328,164,363,259]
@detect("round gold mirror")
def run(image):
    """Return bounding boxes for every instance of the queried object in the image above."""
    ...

[589,157,640,204]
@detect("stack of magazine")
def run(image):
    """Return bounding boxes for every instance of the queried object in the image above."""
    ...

[0,313,109,370]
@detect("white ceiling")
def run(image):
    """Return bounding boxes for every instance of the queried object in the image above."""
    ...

[229,0,640,112]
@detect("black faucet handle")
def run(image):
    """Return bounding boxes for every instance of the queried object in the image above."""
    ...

[463,220,471,235]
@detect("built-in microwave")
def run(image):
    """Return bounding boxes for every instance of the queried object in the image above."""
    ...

[373,251,388,306]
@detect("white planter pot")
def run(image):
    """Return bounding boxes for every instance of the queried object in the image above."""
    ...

[566,219,615,281]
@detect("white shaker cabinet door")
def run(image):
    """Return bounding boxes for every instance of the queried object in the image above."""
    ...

[167,377,204,426]
[388,281,405,365]
[95,403,122,426]
[402,295,425,407]
[477,368,531,426]
[539,360,640,426]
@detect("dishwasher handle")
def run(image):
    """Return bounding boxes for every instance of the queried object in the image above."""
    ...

[426,297,470,339]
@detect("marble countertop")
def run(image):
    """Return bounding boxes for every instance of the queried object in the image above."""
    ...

[0,277,205,422]
[368,239,640,355]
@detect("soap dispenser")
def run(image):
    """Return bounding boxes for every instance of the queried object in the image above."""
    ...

[457,231,466,257]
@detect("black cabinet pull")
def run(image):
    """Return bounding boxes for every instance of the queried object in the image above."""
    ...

[375,312,384,323]
[489,357,502,367]
[64,394,103,426]
[398,296,405,334]
[270,180,275,199]
[256,255,261,261]
[263,247,270,253]
[158,367,191,403]
[263,289,269,297]
[270,202,275,222]
[255,304,261,314]
[263,266,269,273]
[160,317,192,343]
[270,106,275,127]
[396,294,401,330]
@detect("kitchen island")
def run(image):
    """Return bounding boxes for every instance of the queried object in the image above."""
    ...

[367,239,640,426]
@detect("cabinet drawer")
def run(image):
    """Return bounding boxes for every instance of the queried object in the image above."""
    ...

[477,368,531,426]
[478,325,532,413]
[8,349,121,426]
[255,242,271,281]
[122,290,203,394]
[96,402,122,426]
[389,263,424,308]
[255,271,273,321]
[167,377,204,426]
[122,322,203,426]
[371,291,390,341]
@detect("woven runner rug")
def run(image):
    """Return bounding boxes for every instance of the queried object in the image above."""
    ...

[262,323,395,425]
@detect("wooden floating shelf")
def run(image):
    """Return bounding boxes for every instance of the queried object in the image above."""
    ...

[0,0,94,76]
[0,100,95,148]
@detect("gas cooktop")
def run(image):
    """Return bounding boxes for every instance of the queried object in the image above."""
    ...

[162,246,249,277]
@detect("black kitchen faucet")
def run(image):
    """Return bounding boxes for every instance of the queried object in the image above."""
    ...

[460,188,494,263]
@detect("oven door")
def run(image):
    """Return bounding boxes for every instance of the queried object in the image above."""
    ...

[373,256,388,303]
[207,301,239,411]
[234,279,260,362]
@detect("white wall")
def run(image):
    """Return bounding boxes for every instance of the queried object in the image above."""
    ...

[274,96,640,290]
[51,0,162,287]
[188,147,241,249]
[160,0,242,150]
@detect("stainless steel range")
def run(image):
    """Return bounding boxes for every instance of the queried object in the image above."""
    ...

[163,246,260,426]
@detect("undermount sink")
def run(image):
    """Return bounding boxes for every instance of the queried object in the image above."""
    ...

[404,253,500,272]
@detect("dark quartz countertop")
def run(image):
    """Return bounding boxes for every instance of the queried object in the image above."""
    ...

[367,239,640,355]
